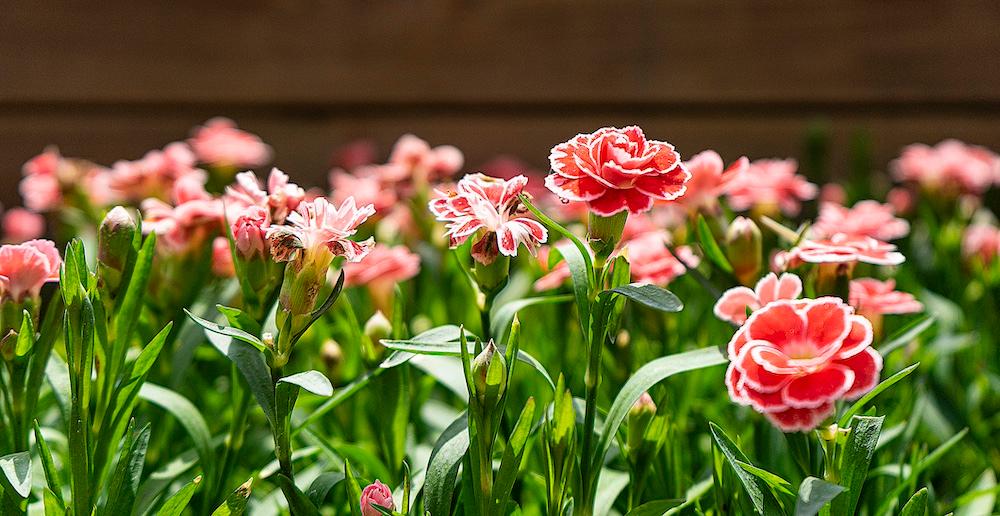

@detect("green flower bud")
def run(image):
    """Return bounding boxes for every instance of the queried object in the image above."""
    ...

[626,392,656,454]
[97,206,137,293]
[725,216,762,286]
[588,211,628,261]
[471,340,507,409]
[472,254,510,297]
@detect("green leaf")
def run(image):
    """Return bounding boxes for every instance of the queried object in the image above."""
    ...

[899,488,928,516]
[878,316,934,356]
[603,283,683,312]
[185,309,265,351]
[211,477,252,516]
[696,214,734,273]
[154,476,202,516]
[295,370,381,435]
[344,460,364,516]
[490,294,572,344]
[290,269,346,345]
[625,499,683,516]
[379,325,471,369]
[593,348,727,482]
[838,363,918,426]
[101,421,151,515]
[210,337,276,425]
[831,415,883,516]
[794,477,844,516]
[278,371,334,397]
[876,428,968,515]
[955,469,997,516]
[709,422,783,515]
[594,468,630,516]
[275,474,320,516]
[735,461,794,497]
[128,322,172,381]
[305,472,345,508]
[139,384,215,484]
[15,310,34,358]
[32,422,64,506]
[381,338,554,391]
[424,413,469,516]
[113,232,156,358]
[492,398,536,513]
[216,305,263,336]
[0,452,32,499]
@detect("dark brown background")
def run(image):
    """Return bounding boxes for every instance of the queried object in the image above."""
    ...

[2,1,1000,208]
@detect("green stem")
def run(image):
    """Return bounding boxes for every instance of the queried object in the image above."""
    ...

[579,260,607,516]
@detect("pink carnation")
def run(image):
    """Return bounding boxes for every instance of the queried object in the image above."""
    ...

[329,167,398,213]
[211,237,235,277]
[726,297,881,432]
[0,239,62,302]
[429,173,547,264]
[724,158,817,216]
[141,173,224,254]
[962,222,1000,264]
[624,232,697,286]
[225,168,304,225]
[189,117,272,169]
[812,200,910,241]
[714,272,803,326]
[388,134,464,182]
[343,244,420,287]
[20,149,64,212]
[849,278,922,315]
[2,208,45,243]
[360,480,395,516]
[677,150,748,212]
[892,139,999,196]
[231,206,269,259]
[777,234,905,268]
[109,143,201,203]
[267,197,375,265]
[546,126,690,216]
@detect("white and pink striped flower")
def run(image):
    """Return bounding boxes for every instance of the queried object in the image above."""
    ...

[225,168,304,225]
[546,126,690,216]
[0,239,62,302]
[267,197,375,266]
[714,272,803,326]
[429,173,547,264]
[725,297,881,432]
[849,278,923,316]
[776,233,905,269]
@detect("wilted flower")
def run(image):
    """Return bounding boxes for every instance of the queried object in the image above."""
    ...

[812,201,910,241]
[188,117,272,169]
[225,168,304,225]
[849,278,922,316]
[714,272,803,326]
[360,480,395,516]
[777,233,905,269]
[546,126,690,216]
[678,150,748,212]
[389,133,464,183]
[0,240,61,303]
[211,237,235,277]
[724,158,817,217]
[429,173,547,265]
[725,297,881,432]
[891,139,999,196]
[267,197,375,268]
[2,208,45,243]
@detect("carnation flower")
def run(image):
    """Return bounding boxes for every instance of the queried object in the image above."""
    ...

[329,167,398,213]
[343,244,419,288]
[211,237,235,277]
[2,208,45,243]
[714,272,803,326]
[267,197,375,267]
[725,297,881,432]
[0,239,62,303]
[777,233,905,269]
[724,158,817,216]
[141,172,224,254]
[677,150,748,212]
[224,168,304,225]
[188,117,272,169]
[962,222,1000,264]
[546,126,690,216]
[231,206,270,259]
[891,139,999,196]
[20,148,64,212]
[429,173,547,264]
[849,278,923,316]
[812,200,910,241]
[623,232,698,287]
[360,480,395,516]
[109,142,201,203]
[388,134,464,183]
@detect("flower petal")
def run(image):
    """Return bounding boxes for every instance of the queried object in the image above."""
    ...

[781,365,855,409]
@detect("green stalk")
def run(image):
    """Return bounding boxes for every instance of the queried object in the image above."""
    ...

[579,260,608,516]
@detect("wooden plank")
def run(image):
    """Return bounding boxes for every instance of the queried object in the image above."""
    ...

[2,109,998,208]
[2,1,999,104]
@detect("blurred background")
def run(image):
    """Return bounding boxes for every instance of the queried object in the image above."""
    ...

[2,1,999,208]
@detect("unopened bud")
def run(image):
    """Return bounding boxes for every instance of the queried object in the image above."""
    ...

[472,253,510,297]
[471,340,507,408]
[98,206,136,272]
[320,339,344,378]
[262,332,275,351]
[627,392,657,453]
[725,217,762,286]
[364,310,393,344]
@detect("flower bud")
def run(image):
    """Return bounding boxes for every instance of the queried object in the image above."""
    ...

[472,254,510,297]
[320,339,344,378]
[98,206,136,273]
[725,216,762,286]
[232,206,268,260]
[588,211,627,261]
[627,392,656,453]
[364,310,393,345]
[471,340,507,408]
[360,480,395,516]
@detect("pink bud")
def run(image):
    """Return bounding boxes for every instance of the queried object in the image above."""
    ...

[360,480,394,516]
[211,237,235,277]
[232,206,269,259]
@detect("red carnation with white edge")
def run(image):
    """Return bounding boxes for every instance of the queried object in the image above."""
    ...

[546,126,690,216]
